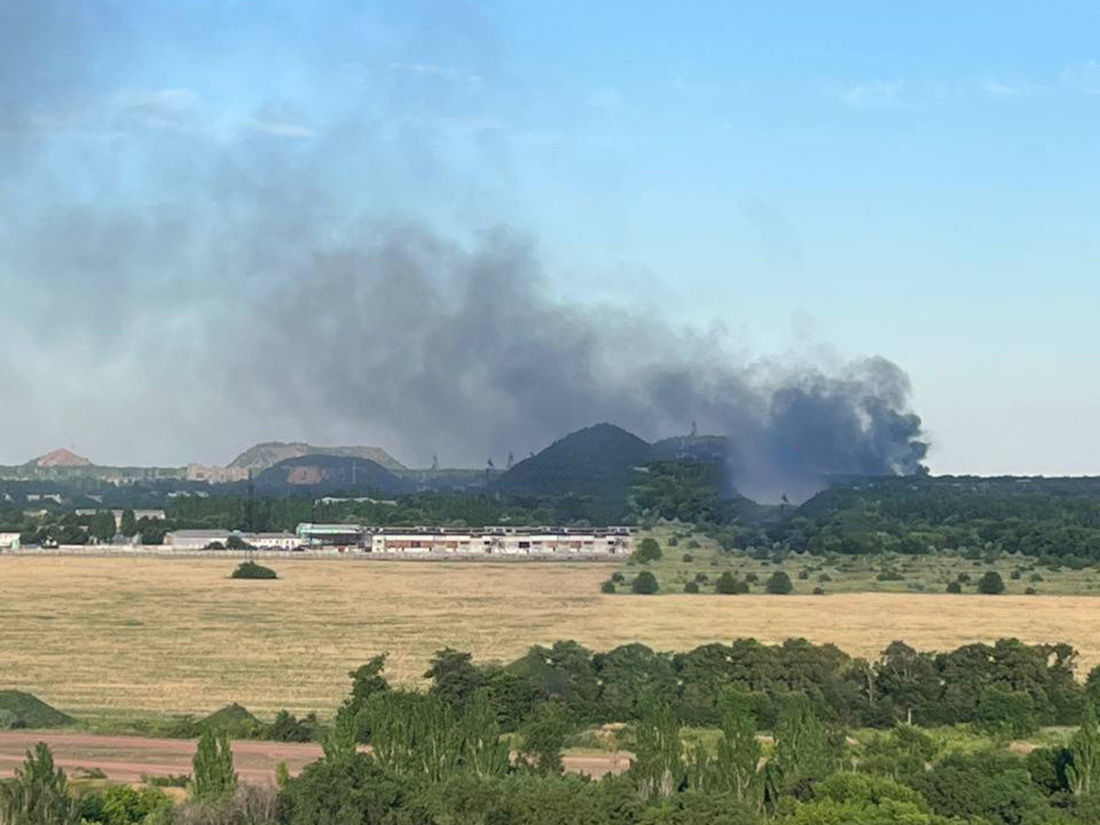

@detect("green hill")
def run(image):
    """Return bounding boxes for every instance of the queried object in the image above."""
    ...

[496,423,653,504]
[198,703,263,737]
[0,690,74,728]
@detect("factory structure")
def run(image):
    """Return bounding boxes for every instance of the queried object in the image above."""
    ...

[295,524,633,556]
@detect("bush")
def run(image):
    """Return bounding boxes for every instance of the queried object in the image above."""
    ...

[812,587,826,595]
[600,580,616,594]
[611,572,625,583]
[687,539,701,549]
[683,581,699,594]
[818,573,832,583]
[1010,569,1022,580]
[744,572,759,584]
[956,573,971,583]
[694,572,708,583]
[634,538,662,563]
[631,572,659,595]
[267,710,318,742]
[667,536,679,547]
[977,571,1006,595]
[765,571,793,594]
[715,572,749,594]
[1031,573,1044,583]
[946,581,962,594]
[682,553,694,563]
[231,560,277,580]
[798,570,809,580]
[1025,587,1038,595]
[876,570,904,581]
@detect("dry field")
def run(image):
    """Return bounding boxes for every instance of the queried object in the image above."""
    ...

[3,556,1100,718]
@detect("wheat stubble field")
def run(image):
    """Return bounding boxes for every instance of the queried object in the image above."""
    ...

[3,556,1100,718]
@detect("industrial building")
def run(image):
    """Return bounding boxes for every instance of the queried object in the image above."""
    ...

[0,532,20,550]
[164,529,300,550]
[291,524,632,555]
[163,529,233,550]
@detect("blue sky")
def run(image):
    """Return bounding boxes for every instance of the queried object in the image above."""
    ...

[3,0,1099,474]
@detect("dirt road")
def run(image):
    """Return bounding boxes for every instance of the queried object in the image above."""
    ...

[0,731,628,784]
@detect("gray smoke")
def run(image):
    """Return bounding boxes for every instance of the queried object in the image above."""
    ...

[0,0,927,501]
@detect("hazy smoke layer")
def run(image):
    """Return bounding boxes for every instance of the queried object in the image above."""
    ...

[0,1,927,500]
[234,225,926,500]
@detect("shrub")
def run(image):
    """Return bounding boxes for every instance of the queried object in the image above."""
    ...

[683,581,699,594]
[715,572,748,594]
[611,572,625,583]
[977,571,1006,595]
[694,572,708,583]
[745,572,759,584]
[946,581,962,594]
[798,570,809,580]
[631,572,659,595]
[667,536,679,547]
[682,553,694,563]
[876,570,905,581]
[600,580,616,594]
[633,538,662,563]
[1031,573,1044,583]
[687,539,701,549]
[765,571,793,594]
[812,587,826,595]
[1010,569,1022,580]
[1025,587,1038,595]
[956,573,971,583]
[818,573,832,583]
[267,710,317,743]
[231,560,277,580]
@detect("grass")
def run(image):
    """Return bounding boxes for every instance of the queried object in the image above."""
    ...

[0,690,74,727]
[619,526,1100,596]
[5,556,1100,719]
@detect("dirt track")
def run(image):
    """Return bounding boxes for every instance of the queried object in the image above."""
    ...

[0,731,628,784]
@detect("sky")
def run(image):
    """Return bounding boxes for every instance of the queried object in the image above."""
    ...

[2,0,1098,479]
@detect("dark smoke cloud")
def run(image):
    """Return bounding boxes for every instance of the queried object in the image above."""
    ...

[0,0,927,501]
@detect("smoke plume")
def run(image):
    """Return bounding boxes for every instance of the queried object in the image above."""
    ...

[0,1,927,501]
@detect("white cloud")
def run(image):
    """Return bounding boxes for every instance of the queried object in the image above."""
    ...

[840,79,902,109]
[387,62,483,89]
[249,120,315,138]
[981,75,1042,98]
[1061,59,1100,94]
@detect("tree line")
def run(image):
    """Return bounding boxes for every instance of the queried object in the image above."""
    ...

[8,638,1100,824]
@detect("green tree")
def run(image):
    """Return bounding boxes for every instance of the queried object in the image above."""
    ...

[119,509,137,538]
[632,571,659,594]
[715,572,748,594]
[191,728,237,801]
[1068,704,1100,796]
[765,571,794,594]
[634,537,662,563]
[977,571,1006,594]
[766,696,841,806]
[94,785,171,825]
[519,701,571,774]
[688,700,764,812]
[630,701,684,801]
[89,511,116,543]
[425,648,484,708]
[0,743,77,825]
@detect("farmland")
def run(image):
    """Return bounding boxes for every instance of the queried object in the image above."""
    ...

[4,556,1100,719]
